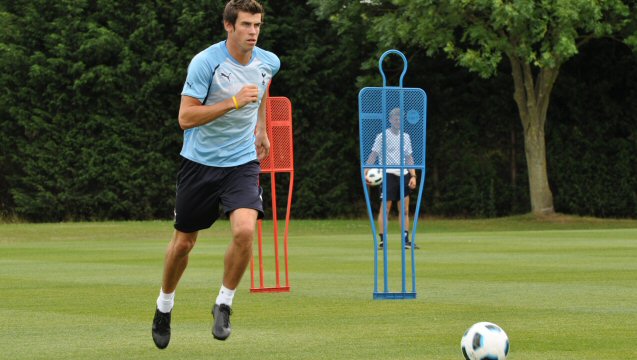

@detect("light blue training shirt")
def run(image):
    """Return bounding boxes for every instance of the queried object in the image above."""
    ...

[180,41,280,167]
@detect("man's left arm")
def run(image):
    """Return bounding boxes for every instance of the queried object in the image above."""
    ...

[406,154,417,189]
[255,89,270,161]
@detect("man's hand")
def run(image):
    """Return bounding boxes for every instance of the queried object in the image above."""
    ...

[255,131,270,161]
[235,85,259,108]
[364,169,373,186]
[409,175,417,190]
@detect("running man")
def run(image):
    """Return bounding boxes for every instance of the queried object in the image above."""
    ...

[152,0,280,349]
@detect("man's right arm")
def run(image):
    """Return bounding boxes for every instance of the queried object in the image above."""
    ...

[178,85,259,130]
[178,95,234,130]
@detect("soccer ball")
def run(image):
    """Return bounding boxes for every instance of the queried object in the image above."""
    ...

[365,168,383,186]
[461,322,509,360]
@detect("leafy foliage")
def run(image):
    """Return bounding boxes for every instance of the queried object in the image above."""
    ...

[312,0,637,216]
[1,0,636,220]
[1,0,224,220]
[548,39,637,217]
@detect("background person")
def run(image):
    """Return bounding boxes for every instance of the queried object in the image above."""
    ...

[365,107,419,250]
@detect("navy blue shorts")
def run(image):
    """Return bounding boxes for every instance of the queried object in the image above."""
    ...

[173,157,264,233]
[380,173,412,202]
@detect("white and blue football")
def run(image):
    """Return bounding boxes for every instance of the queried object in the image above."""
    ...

[365,168,383,186]
[461,322,510,360]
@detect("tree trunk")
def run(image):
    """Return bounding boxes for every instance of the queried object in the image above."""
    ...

[509,56,559,215]
[510,117,517,211]
[523,121,554,214]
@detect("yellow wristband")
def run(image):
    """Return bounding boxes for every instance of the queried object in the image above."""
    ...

[232,96,239,110]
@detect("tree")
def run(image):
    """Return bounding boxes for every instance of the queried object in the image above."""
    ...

[313,0,636,215]
[263,0,376,217]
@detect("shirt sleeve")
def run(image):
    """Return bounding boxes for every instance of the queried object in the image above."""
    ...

[405,133,413,156]
[181,53,215,102]
[271,55,281,76]
[258,48,280,77]
[371,133,382,157]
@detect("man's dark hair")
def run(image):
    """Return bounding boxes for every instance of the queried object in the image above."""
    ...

[223,0,264,26]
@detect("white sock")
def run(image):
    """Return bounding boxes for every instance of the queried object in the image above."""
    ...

[215,284,235,306]
[156,288,175,313]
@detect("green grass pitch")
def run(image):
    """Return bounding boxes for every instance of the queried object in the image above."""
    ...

[1,216,636,359]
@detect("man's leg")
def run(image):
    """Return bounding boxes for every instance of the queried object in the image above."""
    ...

[377,200,393,248]
[212,208,258,341]
[398,196,410,234]
[158,230,199,313]
[153,230,198,349]
[398,196,419,249]
[162,230,199,292]
[223,208,258,289]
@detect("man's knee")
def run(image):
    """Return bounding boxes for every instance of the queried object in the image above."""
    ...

[232,224,254,246]
[230,209,257,245]
[172,231,197,255]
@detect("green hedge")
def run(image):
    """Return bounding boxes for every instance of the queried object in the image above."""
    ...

[1,2,635,221]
